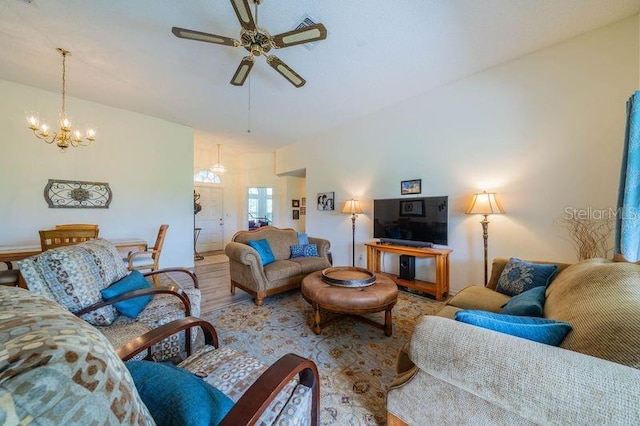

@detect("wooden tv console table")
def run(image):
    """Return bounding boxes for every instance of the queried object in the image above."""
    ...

[365,242,452,301]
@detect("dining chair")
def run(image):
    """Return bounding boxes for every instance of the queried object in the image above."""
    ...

[0,262,20,287]
[126,224,169,285]
[39,228,100,251]
[55,223,100,233]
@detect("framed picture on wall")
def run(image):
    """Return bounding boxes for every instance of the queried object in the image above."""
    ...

[316,192,335,211]
[301,197,306,206]
[292,199,300,207]
[401,179,422,195]
[293,209,300,220]
[301,207,306,215]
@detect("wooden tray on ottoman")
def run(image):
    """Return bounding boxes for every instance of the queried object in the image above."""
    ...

[321,266,376,287]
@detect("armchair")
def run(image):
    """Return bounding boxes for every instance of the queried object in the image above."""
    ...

[0,286,320,425]
[17,238,201,362]
[119,316,320,425]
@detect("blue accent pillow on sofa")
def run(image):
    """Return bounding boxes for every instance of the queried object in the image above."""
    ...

[495,258,558,296]
[126,361,233,426]
[290,243,319,258]
[101,270,152,318]
[454,310,572,346]
[501,286,546,317]
[248,238,275,265]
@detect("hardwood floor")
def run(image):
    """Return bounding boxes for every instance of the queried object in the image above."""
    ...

[168,251,251,314]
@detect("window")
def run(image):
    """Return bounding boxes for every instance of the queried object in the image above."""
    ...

[248,187,273,230]
[194,170,221,184]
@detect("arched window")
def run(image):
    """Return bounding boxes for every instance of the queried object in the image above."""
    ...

[194,170,221,184]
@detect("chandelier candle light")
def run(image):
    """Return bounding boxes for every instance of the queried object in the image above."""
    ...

[465,191,505,286]
[342,199,364,267]
[26,48,96,152]
[210,144,226,174]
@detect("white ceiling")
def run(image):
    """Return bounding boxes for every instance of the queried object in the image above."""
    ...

[1,0,639,153]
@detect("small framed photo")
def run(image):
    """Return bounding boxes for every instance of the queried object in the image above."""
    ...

[292,199,300,207]
[400,199,425,217]
[300,207,306,215]
[317,192,335,211]
[301,197,306,207]
[293,209,300,220]
[401,179,422,195]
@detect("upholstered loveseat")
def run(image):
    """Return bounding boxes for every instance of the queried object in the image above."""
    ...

[387,258,640,425]
[225,226,331,306]
[0,286,320,424]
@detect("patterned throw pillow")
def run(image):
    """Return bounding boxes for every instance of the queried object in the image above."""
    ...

[17,239,129,325]
[290,244,319,258]
[455,310,572,346]
[495,258,559,296]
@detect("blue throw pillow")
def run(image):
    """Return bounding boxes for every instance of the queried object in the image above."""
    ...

[248,238,275,265]
[501,286,546,317]
[101,270,152,318]
[297,232,310,245]
[455,310,572,346]
[290,243,319,258]
[495,258,559,296]
[126,361,233,426]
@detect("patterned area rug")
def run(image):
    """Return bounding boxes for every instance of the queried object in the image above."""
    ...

[202,290,445,425]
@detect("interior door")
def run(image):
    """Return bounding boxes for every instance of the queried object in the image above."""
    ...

[194,185,224,252]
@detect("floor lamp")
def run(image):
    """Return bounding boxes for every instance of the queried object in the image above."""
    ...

[342,199,364,267]
[465,191,505,286]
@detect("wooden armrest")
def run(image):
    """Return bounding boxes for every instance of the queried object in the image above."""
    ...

[116,316,218,361]
[220,353,320,426]
[74,285,192,317]
[143,267,199,289]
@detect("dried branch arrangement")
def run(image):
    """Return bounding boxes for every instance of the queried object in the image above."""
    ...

[557,217,615,260]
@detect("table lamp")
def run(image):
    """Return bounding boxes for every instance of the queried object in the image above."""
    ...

[342,199,364,267]
[465,191,505,286]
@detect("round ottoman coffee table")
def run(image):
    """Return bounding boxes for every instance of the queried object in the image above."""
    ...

[301,269,398,336]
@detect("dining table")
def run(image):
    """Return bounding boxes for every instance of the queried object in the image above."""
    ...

[0,238,148,263]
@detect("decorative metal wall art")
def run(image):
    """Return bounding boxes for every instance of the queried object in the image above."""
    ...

[44,179,112,208]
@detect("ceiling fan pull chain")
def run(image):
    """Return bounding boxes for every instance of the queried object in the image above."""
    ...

[247,75,252,133]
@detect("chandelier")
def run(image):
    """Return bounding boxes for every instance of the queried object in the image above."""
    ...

[26,48,96,152]
[210,144,226,174]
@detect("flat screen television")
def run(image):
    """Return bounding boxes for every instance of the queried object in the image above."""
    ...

[373,196,448,247]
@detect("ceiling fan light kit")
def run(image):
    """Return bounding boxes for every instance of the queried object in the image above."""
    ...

[172,0,327,88]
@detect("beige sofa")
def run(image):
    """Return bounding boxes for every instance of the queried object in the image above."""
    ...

[225,226,331,306]
[387,258,640,425]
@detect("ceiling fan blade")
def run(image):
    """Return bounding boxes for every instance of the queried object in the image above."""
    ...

[230,56,255,86]
[171,27,239,47]
[271,23,327,48]
[230,0,256,32]
[266,56,306,88]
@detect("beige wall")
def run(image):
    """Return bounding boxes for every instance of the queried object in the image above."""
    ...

[276,16,639,292]
[0,79,194,267]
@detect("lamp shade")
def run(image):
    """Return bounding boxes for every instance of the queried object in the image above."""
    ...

[342,199,363,215]
[465,191,505,215]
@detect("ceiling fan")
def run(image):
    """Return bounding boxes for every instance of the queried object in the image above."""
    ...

[171,0,327,88]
